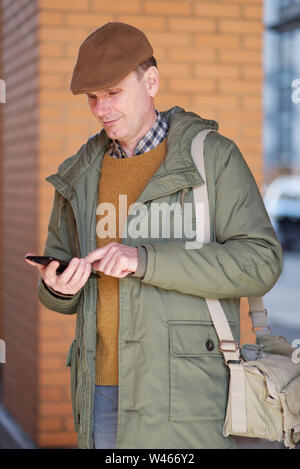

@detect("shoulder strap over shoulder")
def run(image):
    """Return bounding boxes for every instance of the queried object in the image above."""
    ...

[190,129,270,356]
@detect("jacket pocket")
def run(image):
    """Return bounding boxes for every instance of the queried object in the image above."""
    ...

[66,339,80,431]
[168,320,233,422]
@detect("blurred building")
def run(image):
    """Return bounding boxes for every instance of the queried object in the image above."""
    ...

[0,0,276,449]
[264,0,300,184]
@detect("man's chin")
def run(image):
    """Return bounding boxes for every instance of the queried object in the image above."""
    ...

[104,128,122,140]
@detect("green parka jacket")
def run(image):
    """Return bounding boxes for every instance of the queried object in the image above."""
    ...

[38,107,283,449]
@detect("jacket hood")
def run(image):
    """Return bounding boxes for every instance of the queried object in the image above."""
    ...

[47,106,219,201]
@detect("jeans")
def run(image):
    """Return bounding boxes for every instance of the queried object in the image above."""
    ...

[93,385,118,449]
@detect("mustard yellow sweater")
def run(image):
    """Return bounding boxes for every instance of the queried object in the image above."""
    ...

[95,139,167,385]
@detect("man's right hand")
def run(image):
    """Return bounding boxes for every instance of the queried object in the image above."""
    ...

[25,252,92,296]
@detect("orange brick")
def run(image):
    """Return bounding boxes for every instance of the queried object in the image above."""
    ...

[40,338,72,355]
[240,298,256,345]
[65,416,76,431]
[39,26,89,43]
[240,141,262,153]
[217,124,240,141]
[219,19,263,34]
[195,94,240,110]
[40,371,70,387]
[220,110,262,125]
[147,32,191,47]
[38,431,77,448]
[1,0,264,452]
[220,0,262,3]
[38,417,63,431]
[65,13,112,27]
[242,5,263,19]
[158,62,190,77]
[169,17,215,32]
[40,400,72,417]
[39,387,65,400]
[39,74,64,88]
[39,357,66,370]
[169,47,215,63]
[39,0,89,10]
[242,96,262,110]
[242,66,263,80]
[117,15,166,31]
[170,78,215,93]
[38,11,64,26]
[39,90,76,104]
[145,0,190,15]
[65,43,81,58]
[219,80,262,95]
[91,0,141,13]
[39,43,64,57]
[220,49,262,64]
[195,64,240,79]
[242,125,262,138]
[194,3,240,17]
[195,33,240,48]
[39,57,76,73]
[243,35,262,49]
[156,93,191,110]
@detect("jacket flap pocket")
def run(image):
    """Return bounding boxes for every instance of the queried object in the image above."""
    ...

[168,320,222,358]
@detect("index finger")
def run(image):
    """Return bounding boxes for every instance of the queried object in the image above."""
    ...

[85,244,113,264]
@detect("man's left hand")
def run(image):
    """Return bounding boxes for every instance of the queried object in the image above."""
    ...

[85,242,138,278]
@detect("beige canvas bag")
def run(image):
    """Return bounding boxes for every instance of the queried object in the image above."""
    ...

[190,129,300,449]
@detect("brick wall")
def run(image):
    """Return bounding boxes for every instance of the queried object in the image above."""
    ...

[1,0,261,447]
[1,0,39,440]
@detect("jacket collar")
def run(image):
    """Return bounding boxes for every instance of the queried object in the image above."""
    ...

[46,106,219,203]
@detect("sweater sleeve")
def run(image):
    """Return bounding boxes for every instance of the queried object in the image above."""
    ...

[140,141,283,299]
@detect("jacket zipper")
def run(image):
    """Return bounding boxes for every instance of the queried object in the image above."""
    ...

[52,186,89,440]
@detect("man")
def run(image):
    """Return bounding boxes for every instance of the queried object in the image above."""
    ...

[25,22,283,449]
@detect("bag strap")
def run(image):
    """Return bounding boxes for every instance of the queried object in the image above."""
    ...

[191,129,249,433]
[190,130,270,345]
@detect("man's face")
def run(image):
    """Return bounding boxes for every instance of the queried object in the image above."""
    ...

[86,68,159,146]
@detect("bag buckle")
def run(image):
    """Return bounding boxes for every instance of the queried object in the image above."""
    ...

[248,308,268,318]
[219,340,239,353]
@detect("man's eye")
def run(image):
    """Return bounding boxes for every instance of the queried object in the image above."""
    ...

[109,90,120,96]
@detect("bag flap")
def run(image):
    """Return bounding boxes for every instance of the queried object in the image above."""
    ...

[251,354,300,392]
[283,376,300,415]
[256,334,296,357]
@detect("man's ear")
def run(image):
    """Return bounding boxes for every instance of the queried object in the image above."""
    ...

[145,66,159,98]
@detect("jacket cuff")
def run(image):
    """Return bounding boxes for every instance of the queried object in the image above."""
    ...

[129,246,147,279]
[38,277,82,314]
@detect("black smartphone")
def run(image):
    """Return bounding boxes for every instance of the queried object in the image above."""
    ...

[25,255,100,279]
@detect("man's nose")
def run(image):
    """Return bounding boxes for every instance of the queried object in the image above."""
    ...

[94,98,111,117]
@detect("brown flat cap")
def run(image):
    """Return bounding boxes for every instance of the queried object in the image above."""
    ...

[70,22,153,94]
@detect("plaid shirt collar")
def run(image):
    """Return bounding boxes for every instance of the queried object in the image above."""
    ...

[107,110,168,159]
